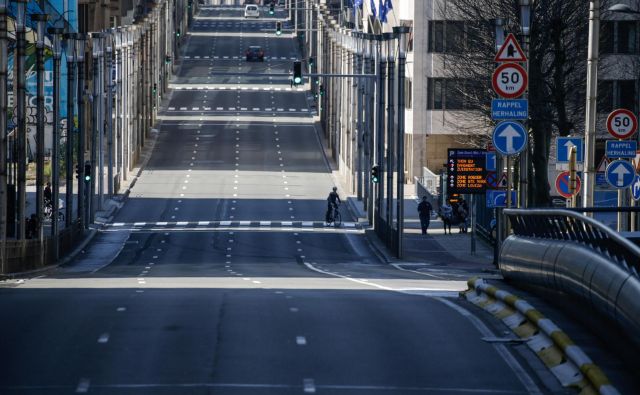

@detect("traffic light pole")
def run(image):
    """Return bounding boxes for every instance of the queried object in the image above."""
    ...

[64,33,76,228]
[76,35,86,230]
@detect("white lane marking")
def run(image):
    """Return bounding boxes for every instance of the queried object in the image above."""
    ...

[117,307,126,312]
[112,223,124,226]
[289,307,299,313]
[198,221,209,226]
[76,378,91,393]
[281,221,292,226]
[296,336,307,345]
[133,222,146,227]
[157,222,168,226]
[97,333,110,343]
[176,221,189,226]
[252,280,261,284]
[303,378,316,393]
[259,221,270,226]
[302,221,313,227]
[220,221,232,226]
[239,221,250,226]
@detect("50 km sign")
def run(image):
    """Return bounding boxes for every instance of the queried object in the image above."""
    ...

[607,109,637,139]
[492,63,528,99]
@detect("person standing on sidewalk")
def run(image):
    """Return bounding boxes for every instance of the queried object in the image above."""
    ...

[417,196,433,235]
[440,202,453,235]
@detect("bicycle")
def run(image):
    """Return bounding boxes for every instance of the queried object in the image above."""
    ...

[327,203,342,227]
[43,199,65,222]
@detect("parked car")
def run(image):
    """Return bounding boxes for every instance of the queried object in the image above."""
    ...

[244,4,260,18]
[245,46,265,61]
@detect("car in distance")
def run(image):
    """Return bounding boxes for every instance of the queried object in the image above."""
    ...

[245,46,265,61]
[244,4,260,18]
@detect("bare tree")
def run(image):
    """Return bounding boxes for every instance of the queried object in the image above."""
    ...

[439,0,592,205]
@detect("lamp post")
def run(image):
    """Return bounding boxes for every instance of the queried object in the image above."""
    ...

[91,32,102,216]
[518,0,531,208]
[106,32,114,198]
[583,0,600,211]
[64,32,76,227]
[48,27,63,261]
[14,0,27,240]
[375,34,386,235]
[384,32,395,248]
[33,14,48,242]
[76,34,87,229]
[394,26,410,259]
[0,0,8,270]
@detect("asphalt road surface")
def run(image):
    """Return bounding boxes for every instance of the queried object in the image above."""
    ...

[0,6,556,395]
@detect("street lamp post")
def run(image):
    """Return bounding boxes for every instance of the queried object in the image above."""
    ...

[14,0,27,240]
[48,27,63,261]
[33,13,48,242]
[384,32,395,248]
[64,32,76,227]
[76,34,87,229]
[518,0,531,208]
[394,26,410,259]
[375,34,386,235]
[583,0,600,211]
[91,33,102,217]
[0,0,8,270]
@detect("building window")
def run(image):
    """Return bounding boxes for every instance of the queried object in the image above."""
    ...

[600,20,639,54]
[427,78,476,110]
[598,80,637,113]
[405,78,412,109]
[429,21,466,53]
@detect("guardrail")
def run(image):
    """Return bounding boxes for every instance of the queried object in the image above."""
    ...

[501,208,640,348]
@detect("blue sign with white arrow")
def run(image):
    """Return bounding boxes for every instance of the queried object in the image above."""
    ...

[556,137,584,163]
[492,121,528,156]
[491,99,528,120]
[606,160,636,189]
[486,152,496,172]
[486,190,517,208]
[605,140,637,158]
[632,175,640,201]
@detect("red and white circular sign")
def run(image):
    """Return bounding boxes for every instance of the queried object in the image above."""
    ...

[492,63,528,99]
[606,109,637,139]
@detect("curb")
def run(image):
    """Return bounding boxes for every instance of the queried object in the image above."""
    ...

[463,277,619,395]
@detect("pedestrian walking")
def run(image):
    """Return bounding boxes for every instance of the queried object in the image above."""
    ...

[417,196,433,235]
[440,202,453,235]
[458,198,469,234]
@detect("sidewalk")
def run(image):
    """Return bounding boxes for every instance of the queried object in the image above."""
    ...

[345,194,497,273]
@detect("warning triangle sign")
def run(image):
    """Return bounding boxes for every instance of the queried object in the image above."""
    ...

[596,157,609,172]
[498,173,508,188]
[495,33,527,62]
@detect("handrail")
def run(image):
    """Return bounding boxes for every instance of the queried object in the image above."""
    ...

[504,208,640,276]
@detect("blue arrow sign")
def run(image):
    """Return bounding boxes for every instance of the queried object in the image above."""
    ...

[491,99,528,120]
[486,190,517,208]
[606,160,636,189]
[605,140,637,158]
[632,175,640,201]
[486,152,496,172]
[492,121,527,156]
[556,137,584,163]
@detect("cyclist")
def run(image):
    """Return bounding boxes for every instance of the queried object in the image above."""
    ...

[325,186,341,224]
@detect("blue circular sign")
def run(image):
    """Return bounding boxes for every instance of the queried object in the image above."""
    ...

[492,121,528,156]
[605,160,636,189]
[631,175,640,201]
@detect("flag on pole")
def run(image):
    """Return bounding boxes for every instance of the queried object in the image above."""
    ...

[379,0,389,23]
[370,0,377,18]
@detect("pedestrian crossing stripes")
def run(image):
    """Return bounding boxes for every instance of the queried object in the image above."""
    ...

[170,86,305,92]
[107,221,361,230]
[164,107,311,113]
[182,55,299,60]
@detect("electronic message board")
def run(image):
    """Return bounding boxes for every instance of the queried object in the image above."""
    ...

[447,149,487,194]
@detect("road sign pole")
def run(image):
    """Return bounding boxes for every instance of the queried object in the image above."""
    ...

[583,0,600,212]
[505,156,512,239]
[569,146,577,207]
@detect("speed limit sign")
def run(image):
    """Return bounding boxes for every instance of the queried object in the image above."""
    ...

[606,109,637,139]
[492,63,528,99]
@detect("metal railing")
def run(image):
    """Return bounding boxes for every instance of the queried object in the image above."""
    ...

[505,208,640,276]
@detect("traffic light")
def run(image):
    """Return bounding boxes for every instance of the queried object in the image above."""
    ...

[176,29,181,38]
[319,84,325,96]
[293,61,302,85]
[165,55,172,65]
[308,57,314,71]
[84,162,92,182]
[269,4,274,15]
[275,21,282,35]
[75,164,80,179]
[371,165,380,183]
[153,83,157,96]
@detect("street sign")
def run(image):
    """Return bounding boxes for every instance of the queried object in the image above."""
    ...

[486,171,498,189]
[606,109,637,139]
[555,171,581,198]
[632,175,640,201]
[605,159,636,188]
[556,137,584,163]
[595,157,611,189]
[498,173,508,188]
[486,152,496,171]
[491,99,528,120]
[486,190,517,208]
[492,63,528,99]
[447,149,487,194]
[495,33,527,62]
[605,140,637,158]
[492,121,528,155]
